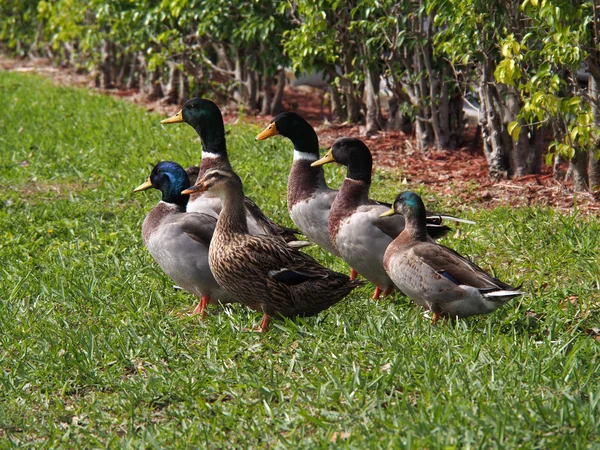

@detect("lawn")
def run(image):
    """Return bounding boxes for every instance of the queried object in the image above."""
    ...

[1,71,599,448]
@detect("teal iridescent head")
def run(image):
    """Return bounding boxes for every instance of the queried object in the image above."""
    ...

[380,191,426,220]
[134,161,190,207]
[160,98,226,155]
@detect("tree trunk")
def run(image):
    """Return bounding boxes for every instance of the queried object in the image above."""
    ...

[567,150,589,191]
[147,68,163,100]
[364,65,382,135]
[261,66,273,116]
[387,92,413,134]
[126,56,138,89]
[589,75,600,190]
[165,61,180,104]
[179,69,189,103]
[234,51,245,105]
[327,84,343,123]
[478,61,510,180]
[98,39,112,90]
[270,70,285,115]
[246,70,258,110]
[448,91,464,148]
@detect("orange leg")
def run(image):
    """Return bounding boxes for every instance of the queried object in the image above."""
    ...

[372,286,383,300]
[349,268,358,281]
[432,312,441,324]
[254,313,270,333]
[193,295,210,318]
[383,286,395,297]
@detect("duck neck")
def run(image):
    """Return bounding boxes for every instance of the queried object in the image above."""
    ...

[194,120,231,170]
[403,208,428,242]
[336,177,370,210]
[216,187,249,235]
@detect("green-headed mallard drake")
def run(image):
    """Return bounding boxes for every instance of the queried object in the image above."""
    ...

[161,98,300,243]
[255,112,364,280]
[181,168,363,332]
[381,191,522,321]
[312,137,469,300]
[134,161,237,316]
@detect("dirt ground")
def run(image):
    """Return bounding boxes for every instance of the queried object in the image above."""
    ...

[3,56,599,213]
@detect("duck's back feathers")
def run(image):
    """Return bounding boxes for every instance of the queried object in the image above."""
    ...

[178,212,217,247]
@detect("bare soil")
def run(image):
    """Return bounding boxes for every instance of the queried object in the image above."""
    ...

[3,56,599,213]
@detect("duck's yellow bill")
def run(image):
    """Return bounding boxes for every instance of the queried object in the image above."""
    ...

[134,178,153,192]
[160,109,184,124]
[311,149,335,167]
[379,207,396,218]
[255,122,279,141]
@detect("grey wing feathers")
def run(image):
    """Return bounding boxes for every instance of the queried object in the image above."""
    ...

[178,212,217,247]
[412,244,514,290]
[243,196,301,241]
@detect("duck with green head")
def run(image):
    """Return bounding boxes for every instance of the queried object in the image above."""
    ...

[381,191,522,321]
[161,98,300,243]
[311,137,468,300]
[134,161,237,316]
[255,112,363,278]
[182,167,363,332]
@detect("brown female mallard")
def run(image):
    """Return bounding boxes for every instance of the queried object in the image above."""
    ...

[182,168,363,332]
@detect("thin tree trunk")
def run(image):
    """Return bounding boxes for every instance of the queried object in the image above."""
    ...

[261,65,273,115]
[234,51,245,104]
[246,70,258,110]
[270,70,285,115]
[98,39,112,89]
[364,66,382,134]
[328,84,343,122]
[148,68,163,100]
[478,61,510,180]
[589,75,600,190]
[165,61,179,104]
[387,91,413,134]
[567,150,589,191]
[115,53,129,87]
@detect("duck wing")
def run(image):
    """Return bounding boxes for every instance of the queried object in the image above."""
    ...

[412,243,514,291]
[178,212,217,248]
[243,196,302,242]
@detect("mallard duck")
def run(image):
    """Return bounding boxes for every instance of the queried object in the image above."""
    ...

[381,191,522,321]
[134,161,237,316]
[181,168,363,332]
[255,112,360,279]
[160,98,300,243]
[311,137,469,300]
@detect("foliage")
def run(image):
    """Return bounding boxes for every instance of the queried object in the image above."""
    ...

[496,0,600,164]
[1,71,600,448]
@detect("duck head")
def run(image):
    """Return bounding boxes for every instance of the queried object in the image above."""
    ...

[134,161,190,206]
[255,112,319,155]
[181,168,243,199]
[380,191,426,221]
[311,137,373,183]
[161,98,226,155]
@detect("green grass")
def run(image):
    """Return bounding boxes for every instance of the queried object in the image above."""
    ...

[1,71,599,448]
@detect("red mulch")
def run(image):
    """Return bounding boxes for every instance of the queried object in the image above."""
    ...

[3,56,599,213]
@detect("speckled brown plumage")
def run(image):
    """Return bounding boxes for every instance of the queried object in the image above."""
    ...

[185,168,363,330]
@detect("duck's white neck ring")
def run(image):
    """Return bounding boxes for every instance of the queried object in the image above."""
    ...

[202,151,221,159]
[293,150,318,161]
